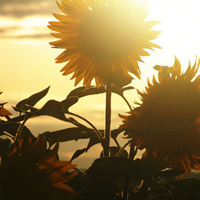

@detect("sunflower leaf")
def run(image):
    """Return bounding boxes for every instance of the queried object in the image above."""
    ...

[86,129,120,152]
[67,85,134,99]
[67,86,105,98]
[100,146,128,158]
[119,86,135,96]
[155,169,185,178]
[87,157,142,179]
[1,122,34,139]
[165,178,200,193]
[43,127,100,147]
[0,122,19,133]
[86,137,101,151]
[60,96,79,113]
[70,148,87,161]
[38,100,69,122]
[111,129,123,141]
[15,86,50,112]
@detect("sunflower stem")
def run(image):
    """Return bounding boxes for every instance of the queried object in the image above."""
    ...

[14,113,29,142]
[104,80,112,157]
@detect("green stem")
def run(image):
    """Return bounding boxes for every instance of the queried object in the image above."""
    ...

[104,80,112,157]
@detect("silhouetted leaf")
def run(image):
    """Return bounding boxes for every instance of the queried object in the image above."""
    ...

[155,169,185,178]
[150,178,200,200]
[87,157,142,180]
[67,86,105,98]
[60,96,79,113]
[6,114,26,123]
[86,137,101,151]
[1,122,34,139]
[100,146,128,158]
[117,176,142,192]
[67,85,134,99]
[70,148,87,161]
[67,170,120,200]
[15,86,50,112]
[0,138,14,164]
[43,127,99,147]
[12,105,39,114]
[86,130,120,153]
[120,86,135,94]
[111,129,123,141]
[38,100,70,122]
[165,178,200,193]
[0,122,19,133]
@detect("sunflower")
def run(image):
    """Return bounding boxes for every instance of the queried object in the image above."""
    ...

[0,134,79,200]
[120,57,200,173]
[48,0,161,88]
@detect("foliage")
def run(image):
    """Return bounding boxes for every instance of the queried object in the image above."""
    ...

[1,85,200,200]
[1,1,200,199]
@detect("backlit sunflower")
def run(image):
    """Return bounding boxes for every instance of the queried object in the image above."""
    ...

[120,57,200,173]
[0,134,79,200]
[48,0,161,88]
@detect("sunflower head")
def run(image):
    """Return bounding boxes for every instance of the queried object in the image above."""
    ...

[48,0,161,88]
[0,134,79,200]
[120,57,200,173]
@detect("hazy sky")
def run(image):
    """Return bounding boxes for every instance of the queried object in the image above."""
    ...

[1,0,200,168]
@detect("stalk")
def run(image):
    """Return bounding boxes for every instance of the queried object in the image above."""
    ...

[68,112,103,142]
[104,80,112,157]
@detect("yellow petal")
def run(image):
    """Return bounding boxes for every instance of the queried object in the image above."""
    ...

[62,1,83,18]
[0,107,12,116]
[72,0,89,10]
[52,13,77,23]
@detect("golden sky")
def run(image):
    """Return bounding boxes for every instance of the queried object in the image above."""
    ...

[1,0,200,168]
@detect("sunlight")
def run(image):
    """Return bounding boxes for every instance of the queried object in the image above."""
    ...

[145,0,200,71]
[19,16,53,27]
[1,1,200,197]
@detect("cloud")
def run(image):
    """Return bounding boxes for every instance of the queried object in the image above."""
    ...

[0,0,59,18]
[0,0,60,40]
[1,25,52,40]
[0,0,46,6]
[0,15,55,40]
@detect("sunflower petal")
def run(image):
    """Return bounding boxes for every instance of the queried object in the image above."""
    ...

[49,0,161,88]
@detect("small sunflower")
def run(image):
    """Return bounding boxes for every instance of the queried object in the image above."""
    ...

[120,57,200,173]
[48,0,161,88]
[0,135,79,200]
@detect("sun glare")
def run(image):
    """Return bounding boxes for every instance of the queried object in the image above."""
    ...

[19,17,52,27]
[144,0,200,72]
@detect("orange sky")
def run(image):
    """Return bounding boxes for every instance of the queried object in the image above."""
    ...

[1,0,200,168]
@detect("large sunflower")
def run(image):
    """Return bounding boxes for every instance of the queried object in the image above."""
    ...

[48,0,161,88]
[0,135,79,200]
[120,57,200,173]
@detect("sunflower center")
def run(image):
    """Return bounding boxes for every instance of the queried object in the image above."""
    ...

[143,81,200,127]
[77,7,137,60]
